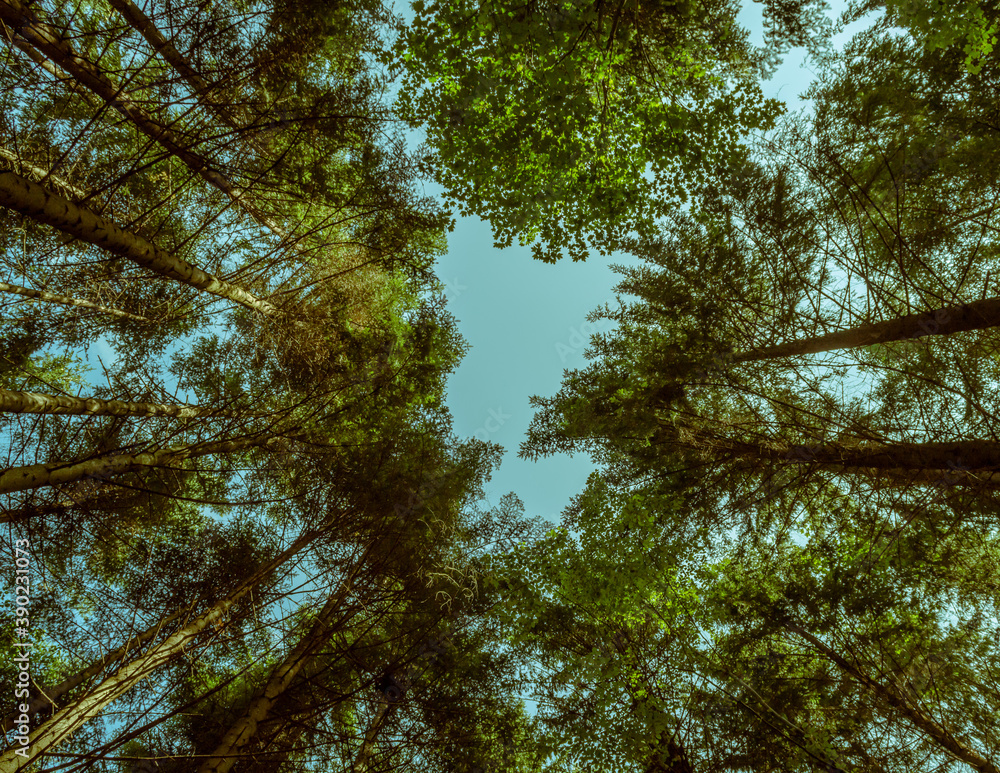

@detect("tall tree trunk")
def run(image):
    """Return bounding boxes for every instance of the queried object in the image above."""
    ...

[104,0,258,150]
[0,600,198,733]
[0,434,285,495]
[1,31,102,109]
[0,146,87,200]
[785,621,999,773]
[0,171,278,315]
[0,0,292,244]
[663,421,1000,476]
[733,298,1000,364]
[830,465,1000,490]
[0,497,75,524]
[0,281,148,322]
[350,700,393,773]
[0,528,319,772]
[197,556,367,773]
[0,387,220,418]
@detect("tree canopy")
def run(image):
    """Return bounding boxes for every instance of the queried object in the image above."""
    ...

[4,0,1000,771]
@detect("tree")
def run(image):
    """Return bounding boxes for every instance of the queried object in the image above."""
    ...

[386,0,843,261]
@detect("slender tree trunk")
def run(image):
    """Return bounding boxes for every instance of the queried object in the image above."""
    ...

[0,146,87,200]
[733,298,1000,363]
[197,558,366,773]
[831,465,1000,490]
[0,600,198,733]
[0,387,221,418]
[0,0,291,243]
[0,497,75,524]
[0,529,319,772]
[2,30,102,109]
[350,700,393,773]
[0,171,278,315]
[785,621,999,773]
[104,0,256,147]
[0,281,148,322]
[663,421,1000,476]
[0,434,284,495]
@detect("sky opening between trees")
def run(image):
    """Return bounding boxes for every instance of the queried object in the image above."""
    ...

[1,0,1000,771]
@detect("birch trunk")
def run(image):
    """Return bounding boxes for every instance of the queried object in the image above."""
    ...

[0,281,148,322]
[0,171,277,315]
[733,298,1000,364]
[0,146,87,200]
[0,387,220,417]
[3,31,102,109]
[0,434,284,496]
[0,600,197,733]
[197,560,365,773]
[786,621,999,773]
[0,529,319,772]
[0,0,291,243]
[104,0,253,145]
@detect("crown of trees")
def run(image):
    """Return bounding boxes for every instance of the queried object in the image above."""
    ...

[3,0,1000,771]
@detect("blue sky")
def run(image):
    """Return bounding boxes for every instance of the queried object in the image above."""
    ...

[420,0,874,524]
[73,0,874,524]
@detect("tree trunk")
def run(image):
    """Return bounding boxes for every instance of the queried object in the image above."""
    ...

[197,558,366,773]
[104,0,256,148]
[733,298,1000,363]
[0,146,87,200]
[0,0,292,245]
[350,699,393,773]
[2,31,102,109]
[663,421,1000,476]
[0,434,284,496]
[0,528,319,772]
[785,621,999,773]
[0,600,198,733]
[0,497,75,523]
[0,387,221,418]
[0,281,148,322]
[0,171,277,315]
[830,465,1000,490]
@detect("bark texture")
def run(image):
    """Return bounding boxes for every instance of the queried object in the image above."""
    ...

[0,529,318,772]
[0,387,216,417]
[0,146,88,199]
[787,622,999,773]
[734,298,1000,363]
[350,700,392,773]
[0,435,283,495]
[0,281,148,322]
[105,0,254,145]
[0,171,277,314]
[0,601,195,733]
[197,563,364,773]
[0,0,292,243]
[661,421,1000,475]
